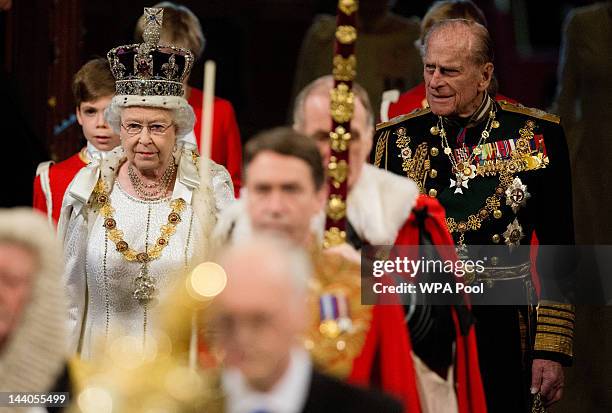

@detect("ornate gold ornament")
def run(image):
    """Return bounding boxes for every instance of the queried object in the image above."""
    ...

[330,83,354,123]
[326,195,347,221]
[335,25,357,45]
[395,129,431,193]
[329,125,352,152]
[323,227,346,249]
[333,55,357,81]
[328,156,348,188]
[338,0,358,16]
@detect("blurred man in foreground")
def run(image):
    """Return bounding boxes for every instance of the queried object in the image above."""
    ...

[208,236,403,413]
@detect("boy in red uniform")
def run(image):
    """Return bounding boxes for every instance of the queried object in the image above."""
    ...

[32,58,120,224]
[134,2,243,194]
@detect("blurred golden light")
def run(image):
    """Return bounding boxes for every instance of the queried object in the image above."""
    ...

[77,386,113,413]
[164,366,203,401]
[109,335,146,370]
[188,262,227,299]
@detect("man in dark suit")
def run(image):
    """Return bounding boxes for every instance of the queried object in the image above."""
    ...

[209,236,402,413]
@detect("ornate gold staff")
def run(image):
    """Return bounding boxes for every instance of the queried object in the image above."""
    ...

[323,0,358,249]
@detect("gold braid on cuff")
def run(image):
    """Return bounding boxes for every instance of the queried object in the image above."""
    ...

[534,301,575,359]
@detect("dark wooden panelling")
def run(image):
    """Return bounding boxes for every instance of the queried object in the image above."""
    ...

[47,0,83,161]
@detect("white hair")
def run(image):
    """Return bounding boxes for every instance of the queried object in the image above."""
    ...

[220,234,311,299]
[105,95,196,140]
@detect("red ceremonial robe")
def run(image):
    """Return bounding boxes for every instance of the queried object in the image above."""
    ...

[348,302,422,413]
[393,195,488,413]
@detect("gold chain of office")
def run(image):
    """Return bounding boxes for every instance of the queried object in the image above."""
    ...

[91,179,186,264]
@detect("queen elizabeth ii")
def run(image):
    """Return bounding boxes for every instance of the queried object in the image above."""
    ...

[58,8,233,359]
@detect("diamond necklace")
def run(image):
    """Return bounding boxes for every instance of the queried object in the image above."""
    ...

[128,162,176,201]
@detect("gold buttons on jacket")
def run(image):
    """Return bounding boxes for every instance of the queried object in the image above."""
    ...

[428,189,438,197]
[430,147,439,157]
[493,210,502,219]
[492,234,501,243]
[429,169,438,178]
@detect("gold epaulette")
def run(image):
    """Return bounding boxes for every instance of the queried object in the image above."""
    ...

[534,300,575,359]
[376,107,432,131]
[498,101,560,124]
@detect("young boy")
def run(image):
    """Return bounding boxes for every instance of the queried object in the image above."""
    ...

[33,58,120,224]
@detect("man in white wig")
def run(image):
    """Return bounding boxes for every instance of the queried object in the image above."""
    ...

[0,208,67,402]
[58,7,233,359]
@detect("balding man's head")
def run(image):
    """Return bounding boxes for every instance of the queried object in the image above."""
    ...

[217,236,310,306]
[210,236,311,391]
[293,76,374,132]
[293,76,374,189]
[423,19,494,67]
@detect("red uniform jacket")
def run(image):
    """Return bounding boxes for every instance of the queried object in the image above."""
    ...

[188,88,242,196]
[32,151,87,224]
[386,82,517,120]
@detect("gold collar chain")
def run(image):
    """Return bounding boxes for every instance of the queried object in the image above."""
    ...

[444,119,541,246]
[92,179,186,264]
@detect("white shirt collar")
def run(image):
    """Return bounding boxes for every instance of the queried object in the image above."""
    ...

[222,347,312,413]
[86,141,108,161]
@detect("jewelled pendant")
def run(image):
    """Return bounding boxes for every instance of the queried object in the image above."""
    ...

[455,243,468,258]
[133,262,157,303]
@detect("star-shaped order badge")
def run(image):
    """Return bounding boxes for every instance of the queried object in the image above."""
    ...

[505,177,530,213]
[503,218,524,250]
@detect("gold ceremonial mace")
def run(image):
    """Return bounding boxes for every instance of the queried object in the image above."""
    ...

[323,0,359,249]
